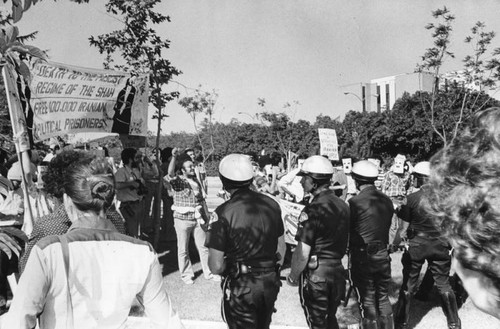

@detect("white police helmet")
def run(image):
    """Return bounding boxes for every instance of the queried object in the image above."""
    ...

[351,160,379,182]
[219,154,254,188]
[297,155,334,180]
[413,161,430,177]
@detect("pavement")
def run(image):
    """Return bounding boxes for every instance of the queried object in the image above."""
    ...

[125,317,308,329]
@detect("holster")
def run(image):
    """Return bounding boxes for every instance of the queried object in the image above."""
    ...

[307,255,319,270]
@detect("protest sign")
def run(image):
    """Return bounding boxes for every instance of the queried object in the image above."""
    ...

[318,128,339,160]
[279,199,305,245]
[120,134,147,148]
[393,154,406,174]
[28,60,149,141]
[342,158,352,174]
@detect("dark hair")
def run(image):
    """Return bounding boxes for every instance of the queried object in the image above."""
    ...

[63,157,115,213]
[43,150,89,199]
[161,147,173,163]
[121,148,137,164]
[102,146,109,158]
[177,154,193,173]
[184,148,194,154]
[425,107,500,291]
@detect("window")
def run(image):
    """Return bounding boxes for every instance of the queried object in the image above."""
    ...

[362,86,366,112]
[377,85,381,112]
[385,83,390,110]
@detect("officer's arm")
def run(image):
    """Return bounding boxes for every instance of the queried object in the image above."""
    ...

[208,249,226,275]
[288,241,311,282]
[276,234,286,267]
[398,203,411,240]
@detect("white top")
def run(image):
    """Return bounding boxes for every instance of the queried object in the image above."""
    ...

[4,227,184,329]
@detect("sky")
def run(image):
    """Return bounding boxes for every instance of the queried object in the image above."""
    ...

[3,0,500,135]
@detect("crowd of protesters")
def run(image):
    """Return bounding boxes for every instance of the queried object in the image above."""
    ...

[0,109,498,328]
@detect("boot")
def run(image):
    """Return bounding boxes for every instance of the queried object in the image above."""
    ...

[361,318,379,329]
[394,291,411,329]
[440,291,461,329]
[379,314,395,329]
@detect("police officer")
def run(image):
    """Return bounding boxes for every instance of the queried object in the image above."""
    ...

[394,162,461,329]
[287,155,350,329]
[349,160,394,329]
[206,154,285,329]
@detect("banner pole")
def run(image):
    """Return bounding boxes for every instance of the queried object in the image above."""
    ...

[2,64,34,236]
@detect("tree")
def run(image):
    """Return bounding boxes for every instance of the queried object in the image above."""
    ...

[89,0,180,249]
[178,87,218,164]
[417,7,500,146]
[5,0,89,23]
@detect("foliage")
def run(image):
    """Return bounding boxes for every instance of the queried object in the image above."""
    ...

[178,87,218,163]
[417,7,500,145]
[4,0,89,23]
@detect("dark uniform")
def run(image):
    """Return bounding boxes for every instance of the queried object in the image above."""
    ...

[296,189,350,329]
[395,186,460,329]
[348,185,394,328]
[206,188,284,329]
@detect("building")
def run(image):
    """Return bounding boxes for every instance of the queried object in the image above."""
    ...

[344,72,436,112]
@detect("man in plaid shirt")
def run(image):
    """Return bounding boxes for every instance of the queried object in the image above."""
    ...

[166,148,219,284]
[381,165,407,249]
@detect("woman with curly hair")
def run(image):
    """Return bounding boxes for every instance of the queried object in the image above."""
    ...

[425,106,500,319]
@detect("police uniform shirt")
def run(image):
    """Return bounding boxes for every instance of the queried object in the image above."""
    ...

[206,188,284,264]
[296,189,350,260]
[399,186,439,235]
[348,185,393,247]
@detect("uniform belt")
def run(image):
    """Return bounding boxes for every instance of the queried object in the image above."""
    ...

[228,261,277,277]
[317,258,342,265]
[351,242,387,253]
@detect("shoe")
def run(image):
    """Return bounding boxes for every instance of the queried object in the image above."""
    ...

[183,277,195,285]
[205,274,222,282]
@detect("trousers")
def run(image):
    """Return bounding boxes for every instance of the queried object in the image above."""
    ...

[173,218,210,282]
[222,271,281,329]
[351,248,392,321]
[400,235,453,295]
[299,262,345,329]
[119,199,145,238]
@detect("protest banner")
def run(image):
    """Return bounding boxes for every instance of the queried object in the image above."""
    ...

[2,64,34,235]
[318,128,339,161]
[279,199,305,245]
[28,60,149,141]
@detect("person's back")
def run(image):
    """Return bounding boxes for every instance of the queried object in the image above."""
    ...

[9,229,179,329]
[4,154,183,329]
[215,188,282,263]
[348,185,393,247]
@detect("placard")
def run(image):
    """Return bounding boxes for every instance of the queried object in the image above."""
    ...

[394,154,406,174]
[342,158,352,174]
[318,128,339,161]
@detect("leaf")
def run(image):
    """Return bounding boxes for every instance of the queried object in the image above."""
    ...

[12,1,23,23]
[18,60,31,83]
[5,25,19,43]
[24,44,48,60]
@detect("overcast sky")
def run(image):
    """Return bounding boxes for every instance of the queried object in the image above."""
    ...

[4,0,500,134]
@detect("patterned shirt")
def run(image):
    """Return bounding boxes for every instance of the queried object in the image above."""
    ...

[19,204,126,274]
[381,171,406,197]
[168,176,204,221]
